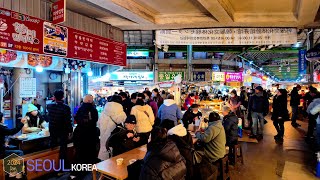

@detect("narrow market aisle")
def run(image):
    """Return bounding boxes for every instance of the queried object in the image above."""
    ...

[233,118,317,180]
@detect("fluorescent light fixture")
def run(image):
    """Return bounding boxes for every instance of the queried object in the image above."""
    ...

[293,42,302,47]
[36,66,43,72]
[87,71,93,77]
[259,67,263,71]
[249,61,253,65]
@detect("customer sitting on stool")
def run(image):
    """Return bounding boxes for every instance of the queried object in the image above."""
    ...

[22,104,46,134]
[195,112,226,164]
[222,106,239,147]
[108,115,140,156]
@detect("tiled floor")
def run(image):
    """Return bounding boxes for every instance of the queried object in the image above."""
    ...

[46,117,317,180]
[231,118,317,180]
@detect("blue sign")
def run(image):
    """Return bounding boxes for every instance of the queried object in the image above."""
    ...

[193,72,205,81]
[212,64,220,72]
[298,50,307,74]
[110,72,154,81]
[307,44,320,60]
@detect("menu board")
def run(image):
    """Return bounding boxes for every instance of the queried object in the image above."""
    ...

[19,78,36,97]
[68,28,127,66]
[0,8,127,66]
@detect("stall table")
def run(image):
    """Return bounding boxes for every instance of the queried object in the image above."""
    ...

[93,145,147,180]
[10,132,50,154]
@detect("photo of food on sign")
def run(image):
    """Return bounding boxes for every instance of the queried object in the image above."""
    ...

[43,22,68,56]
[0,50,17,63]
[27,53,52,67]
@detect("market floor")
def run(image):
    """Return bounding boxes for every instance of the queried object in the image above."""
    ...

[232,117,317,180]
[46,117,317,180]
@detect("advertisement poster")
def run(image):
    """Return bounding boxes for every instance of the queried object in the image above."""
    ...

[0,48,63,71]
[27,53,52,67]
[225,72,243,82]
[19,78,36,98]
[0,8,43,54]
[43,22,68,56]
[52,0,66,24]
[193,72,205,81]
[158,72,185,82]
[212,72,225,82]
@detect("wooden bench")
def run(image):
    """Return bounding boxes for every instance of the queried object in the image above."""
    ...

[0,144,74,179]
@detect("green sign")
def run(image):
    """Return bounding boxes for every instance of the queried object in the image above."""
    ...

[158,72,184,82]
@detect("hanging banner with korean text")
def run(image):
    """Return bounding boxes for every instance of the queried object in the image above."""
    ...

[225,72,243,82]
[0,7,127,66]
[193,72,205,81]
[52,0,66,24]
[158,72,185,82]
[156,28,297,45]
[212,72,225,82]
[298,49,306,74]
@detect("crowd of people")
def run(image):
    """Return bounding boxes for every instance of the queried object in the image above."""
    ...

[1,84,320,179]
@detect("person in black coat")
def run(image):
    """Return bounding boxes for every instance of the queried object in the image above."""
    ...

[160,120,194,180]
[290,85,301,127]
[119,92,134,116]
[108,115,141,156]
[73,95,99,164]
[182,104,202,129]
[140,127,187,180]
[222,106,239,147]
[0,113,26,159]
[47,90,72,167]
[272,89,289,141]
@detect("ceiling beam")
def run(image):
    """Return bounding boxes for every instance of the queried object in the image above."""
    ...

[195,0,234,22]
[84,0,155,24]
[297,0,320,27]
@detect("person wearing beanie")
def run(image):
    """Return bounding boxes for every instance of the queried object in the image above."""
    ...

[248,86,269,140]
[108,115,140,156]
[195,112,226,163]
[22,104,46,134]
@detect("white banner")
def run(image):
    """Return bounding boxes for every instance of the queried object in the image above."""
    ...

[156,28,297,45]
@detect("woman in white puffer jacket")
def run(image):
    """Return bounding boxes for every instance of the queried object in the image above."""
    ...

[98,95,126,160]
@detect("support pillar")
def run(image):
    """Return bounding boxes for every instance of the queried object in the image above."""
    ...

[187,45,193,81]
[154,46,159,83]
[13,68,33,127]
[70,71,82,115]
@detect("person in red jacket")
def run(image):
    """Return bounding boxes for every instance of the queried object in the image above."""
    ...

[183,93,195,110]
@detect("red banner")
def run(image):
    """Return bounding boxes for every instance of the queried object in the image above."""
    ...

[0,7,127,66]
[0,8,44,54]
[52,0,66,24]
[68,28,127,66]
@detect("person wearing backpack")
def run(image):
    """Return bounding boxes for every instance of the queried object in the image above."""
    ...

[130,98,155,146]
[108,115,140,156]
[248,86,269,140]
[98,95,127,160]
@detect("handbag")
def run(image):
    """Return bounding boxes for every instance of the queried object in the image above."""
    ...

[191,148,205,164]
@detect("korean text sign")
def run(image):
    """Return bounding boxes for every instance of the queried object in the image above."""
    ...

[0,7,127,66]
[158,72,184,82]
[298,49,306,74]
[225,72,243,82]
[212,72,225,81]
[52,0,66,24]
[193,72,205,81]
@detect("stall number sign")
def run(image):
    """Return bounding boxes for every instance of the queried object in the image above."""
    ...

[193,72,205,81]
[212,72,225,81]
[158,72,184,82]
[19,78,36,97]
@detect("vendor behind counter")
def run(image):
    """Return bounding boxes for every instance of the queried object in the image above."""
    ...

[22,104,47,134]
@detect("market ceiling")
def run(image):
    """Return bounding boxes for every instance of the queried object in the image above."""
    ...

[69,0,320,30]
